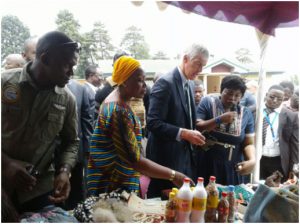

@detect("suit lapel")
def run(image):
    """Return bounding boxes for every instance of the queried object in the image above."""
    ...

[278,109,286,139]
[189,86,196,129]
[174,68,189,118]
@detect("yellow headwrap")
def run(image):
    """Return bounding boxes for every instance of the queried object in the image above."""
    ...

[112,56,140,85]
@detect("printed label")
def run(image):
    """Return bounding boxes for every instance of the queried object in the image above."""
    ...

[193,198,207,211]
[177,199,192,212]
[218,207,229,215]
[207,195,219,208]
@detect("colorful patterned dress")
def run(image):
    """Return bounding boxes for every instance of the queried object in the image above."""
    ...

[196,95,255,185]
[86,101,142,196]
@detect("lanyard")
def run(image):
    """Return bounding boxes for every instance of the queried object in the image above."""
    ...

[263,110,278,141]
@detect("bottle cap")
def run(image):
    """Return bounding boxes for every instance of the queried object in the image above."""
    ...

[184,177,190,183]
[198,177,204,182]
[169,192,175,199]
[172,188,178,194]
[222,192,228,197]
[228,185,235,192]
[209,176,216,181]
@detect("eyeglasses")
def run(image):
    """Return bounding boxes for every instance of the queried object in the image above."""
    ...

[59,41,81,52]
[267,95,284,102]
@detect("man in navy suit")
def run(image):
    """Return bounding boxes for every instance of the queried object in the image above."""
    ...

[83,65,102,126]
[65,79,94,209]
[146,43,208,197]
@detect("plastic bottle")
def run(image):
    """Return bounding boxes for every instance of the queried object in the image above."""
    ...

[227,185,236,223]
[205,176,219,223]
[217,192,229,223]
[165,192,177,222]
[176,178,193,223]
[191,177,207,223]
[172,188,179,195]
[172,187,179,210]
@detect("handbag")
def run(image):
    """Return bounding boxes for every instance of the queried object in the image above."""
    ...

[244,184,299,222]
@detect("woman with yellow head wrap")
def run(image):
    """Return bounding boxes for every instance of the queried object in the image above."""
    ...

[87,56,190,196]
[112,56,141,85]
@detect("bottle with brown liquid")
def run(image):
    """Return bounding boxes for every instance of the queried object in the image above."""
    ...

[205,176,219,222]
[217,192,229,223]
[227,185,236,223]
[165,192,177,222]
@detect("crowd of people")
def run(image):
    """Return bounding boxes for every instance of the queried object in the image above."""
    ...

[1,31,299,222]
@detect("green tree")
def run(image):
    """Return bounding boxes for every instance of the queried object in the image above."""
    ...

[55,10,91,78]
[152,51,169,60]
[90,21,114,60]
[75,32,96,78]
[1,15,30,61]
[120,26,150,59]
[55,10,81,42]
[235,48,253,64]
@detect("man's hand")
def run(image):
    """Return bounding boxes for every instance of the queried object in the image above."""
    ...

[220,111,237,124]
[236,160,255,175]
[181,129,206,145]
[48,172,70,203]
[3,160,36,192]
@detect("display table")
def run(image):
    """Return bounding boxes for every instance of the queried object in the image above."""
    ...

[128,194,166,222]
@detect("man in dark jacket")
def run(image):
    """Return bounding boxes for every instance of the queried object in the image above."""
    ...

[146,43,207,197]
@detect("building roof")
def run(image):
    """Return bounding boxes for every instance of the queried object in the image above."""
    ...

[96,57,284,77]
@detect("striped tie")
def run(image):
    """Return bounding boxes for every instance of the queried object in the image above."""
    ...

[262,108,274,146]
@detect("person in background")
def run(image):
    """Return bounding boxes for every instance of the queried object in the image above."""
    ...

[95,51,127,118]
[2,31,79,213]
[240,80,257,112]
[280,80,294,109]
[22,36,38,63]
[193,79,205,108]
[260,85,299,181]
[146,43,207,198]
[83,65,102,125]
[95,76,117,110]
[290,88,299,112]
[64,79,94,210]
[86,56,190,196]
[196,75,256,185]
[3,54,26,70]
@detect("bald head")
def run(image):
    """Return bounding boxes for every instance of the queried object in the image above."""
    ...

[22,36,38,62]
[4,54,26,70]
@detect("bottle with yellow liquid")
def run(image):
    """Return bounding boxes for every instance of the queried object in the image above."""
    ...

[205,176,219,223]
[176,178,193,223]
[191,177,207,223]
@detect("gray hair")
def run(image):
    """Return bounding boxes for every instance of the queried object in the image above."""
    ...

[246,80,258,89]
[24,36,38,52]
[183,43,209,60]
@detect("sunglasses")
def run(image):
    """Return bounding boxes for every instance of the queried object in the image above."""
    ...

[44,41,81,54]
[60,41,81,52]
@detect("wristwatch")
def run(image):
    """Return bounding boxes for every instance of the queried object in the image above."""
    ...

[215,116,222,125]
[59,167,72,178]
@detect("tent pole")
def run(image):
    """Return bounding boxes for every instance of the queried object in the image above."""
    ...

[252,29,271,183]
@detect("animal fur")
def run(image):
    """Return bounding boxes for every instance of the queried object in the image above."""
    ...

[92,198,133,223]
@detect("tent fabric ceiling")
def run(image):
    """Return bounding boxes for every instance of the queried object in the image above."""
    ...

[164,1,299,35]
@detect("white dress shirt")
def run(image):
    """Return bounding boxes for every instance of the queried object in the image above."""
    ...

[86,81,98,94]
[262,106,282,157]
